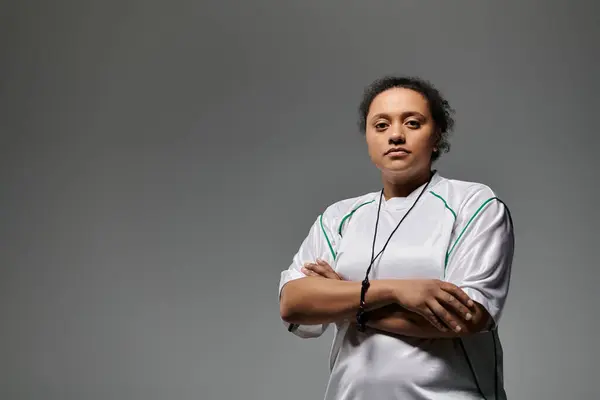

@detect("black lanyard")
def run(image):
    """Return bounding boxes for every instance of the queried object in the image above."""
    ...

[356,171,435,331]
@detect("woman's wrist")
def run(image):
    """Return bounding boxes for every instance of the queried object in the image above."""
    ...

[367,279,398,307]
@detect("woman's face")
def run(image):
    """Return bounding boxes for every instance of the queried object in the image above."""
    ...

[365,87,438,181]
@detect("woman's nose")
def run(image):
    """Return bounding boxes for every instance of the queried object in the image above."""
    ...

[389,124,406,142]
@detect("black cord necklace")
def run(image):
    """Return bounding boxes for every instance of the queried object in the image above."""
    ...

[356,171,435,332]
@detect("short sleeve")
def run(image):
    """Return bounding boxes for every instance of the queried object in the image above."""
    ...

[278,211,339,338]
[444,187,515,328]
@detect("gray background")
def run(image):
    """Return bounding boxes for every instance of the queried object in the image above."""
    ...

[1,1,598,399]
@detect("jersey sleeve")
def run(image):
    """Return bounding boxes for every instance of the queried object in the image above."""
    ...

[444,186,515,328]
[278,210,340,339]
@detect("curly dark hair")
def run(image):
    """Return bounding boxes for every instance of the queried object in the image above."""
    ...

[358,76,455,161]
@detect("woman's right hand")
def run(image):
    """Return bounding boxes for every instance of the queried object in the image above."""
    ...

[391,279,476,333]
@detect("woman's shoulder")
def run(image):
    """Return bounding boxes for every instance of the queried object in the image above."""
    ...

[320,192,380,226]
[437,175,498,198]
[435,175,508,219]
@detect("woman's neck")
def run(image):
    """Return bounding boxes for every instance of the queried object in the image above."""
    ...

[382,169,433,200]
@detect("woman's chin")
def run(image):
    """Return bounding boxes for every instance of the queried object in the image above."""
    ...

[378,163,412,176]
[378,162,430,181]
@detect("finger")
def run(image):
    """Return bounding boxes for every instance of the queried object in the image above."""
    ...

[315,259,337,276]
[301,266,322,277]
[436,290,473,322]
[304,263,332,278]
[304,262,339,280]
[316,259,342,280]
[440,282,475,309]
[316,258,332,268]
[304,263,330,277]
[427,300,464,333]
[421,306,449,332]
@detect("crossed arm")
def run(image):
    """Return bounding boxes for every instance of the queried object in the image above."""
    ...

[298,260,491,338]
[363,303,489,338]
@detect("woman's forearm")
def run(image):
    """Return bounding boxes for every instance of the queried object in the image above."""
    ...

[367,313,453,338]
[279,277,397,325]
[365,304,490,338]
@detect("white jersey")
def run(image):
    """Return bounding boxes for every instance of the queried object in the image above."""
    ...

[278,171,514,400]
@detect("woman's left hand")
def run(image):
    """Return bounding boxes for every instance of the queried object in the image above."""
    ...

[302,259,342,280]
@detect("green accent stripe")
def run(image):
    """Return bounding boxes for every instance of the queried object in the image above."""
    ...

[320,214,337,260]
[429,191,457,220]
[445,197,498,271]
[337,200,375,236]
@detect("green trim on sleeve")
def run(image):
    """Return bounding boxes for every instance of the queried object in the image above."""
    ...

[319,214,337,260]
[429,191,457,220]
[337,200,375,236]
[445,197,499,270]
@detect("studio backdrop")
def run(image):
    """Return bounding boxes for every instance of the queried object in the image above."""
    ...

[1,1,597,399]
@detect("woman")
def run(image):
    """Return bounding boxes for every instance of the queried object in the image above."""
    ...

[278,76,514,400]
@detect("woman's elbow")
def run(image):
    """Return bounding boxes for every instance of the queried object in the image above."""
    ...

[279,297,295,323]
[279,277,310,319]
[279,284,300,323]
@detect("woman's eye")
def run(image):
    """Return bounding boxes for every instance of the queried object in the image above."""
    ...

[406,120,421,128]
[375,122,388,130]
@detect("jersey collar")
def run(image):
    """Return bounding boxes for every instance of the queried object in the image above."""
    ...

[382,170,443,211]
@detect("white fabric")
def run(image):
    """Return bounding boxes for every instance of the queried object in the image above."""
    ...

[278,172,514,400]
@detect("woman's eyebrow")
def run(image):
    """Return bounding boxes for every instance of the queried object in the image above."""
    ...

[369,111,427,122]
